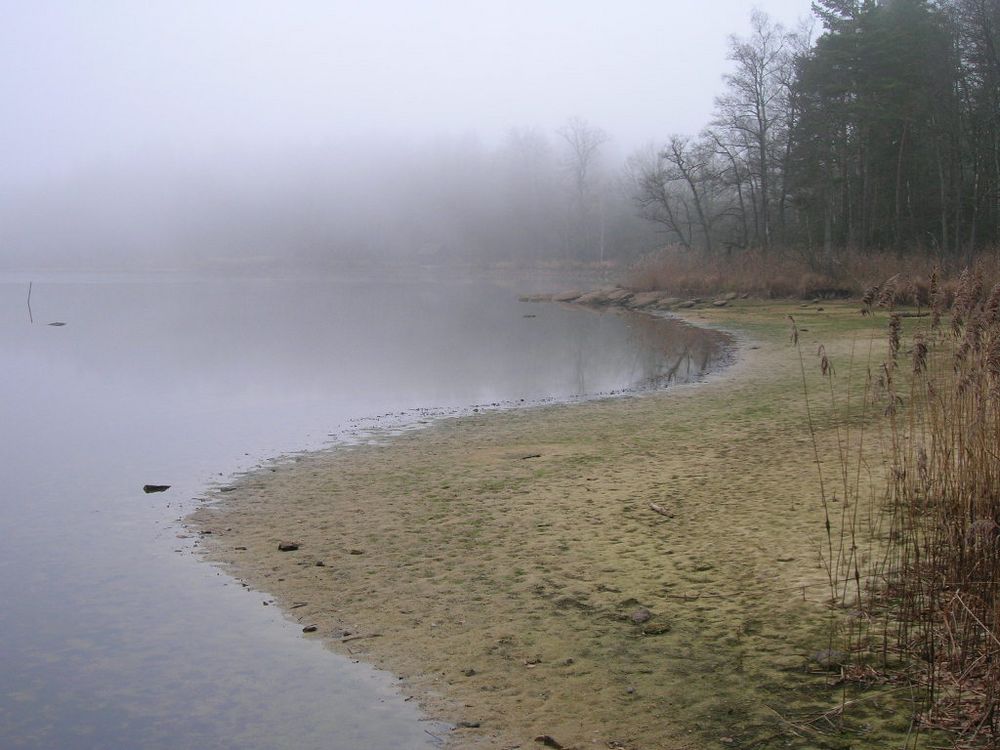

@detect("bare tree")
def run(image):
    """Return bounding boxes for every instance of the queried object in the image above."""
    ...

[705,127,751,248]
[625,137,734,253]
[496,127,560,258]
[713,10,798,251]
[557,116,610,260]
[625,144,694,249]
[663,136,717,254]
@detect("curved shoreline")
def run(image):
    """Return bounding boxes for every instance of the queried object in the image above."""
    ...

[318,307,738,454]
[187,300,908,749]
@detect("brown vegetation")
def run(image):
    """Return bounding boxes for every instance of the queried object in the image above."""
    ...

[626,246,999,304]
[799,264,1000,747]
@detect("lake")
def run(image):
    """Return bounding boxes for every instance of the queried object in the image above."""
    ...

[0,272,729,749]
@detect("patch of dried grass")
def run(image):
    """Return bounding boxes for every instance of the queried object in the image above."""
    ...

[627,246,1000,305]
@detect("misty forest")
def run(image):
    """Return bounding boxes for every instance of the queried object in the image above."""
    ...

[4,0,999,272]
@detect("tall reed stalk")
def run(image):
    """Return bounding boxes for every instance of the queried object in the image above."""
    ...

[880,267,1000,743]
[810,267,1000,746]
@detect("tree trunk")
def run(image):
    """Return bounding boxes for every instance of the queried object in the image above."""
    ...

[970,156,980,256]
[757,132,770,252]
[895,123,908,250]
[935,142,949,256]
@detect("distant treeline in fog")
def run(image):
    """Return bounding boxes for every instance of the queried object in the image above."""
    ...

[3,0,997,272]
[0,128,659,271]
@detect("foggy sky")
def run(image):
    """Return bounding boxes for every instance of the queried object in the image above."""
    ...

[2,1,815,270]
[3,1,812,188]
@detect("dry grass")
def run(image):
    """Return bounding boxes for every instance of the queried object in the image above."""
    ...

[879,266,1000,746]
[626,246,1000,304]
[802,264,1000,748]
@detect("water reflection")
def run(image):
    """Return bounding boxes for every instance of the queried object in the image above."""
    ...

[0,274,729,749]
[622,310,729,388]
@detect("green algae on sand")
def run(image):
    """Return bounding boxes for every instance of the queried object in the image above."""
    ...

[189,301,936,750]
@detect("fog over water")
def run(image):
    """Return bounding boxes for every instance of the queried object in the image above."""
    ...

[1,4,787,746]
[2,1,812,271]
[0,274,730,748]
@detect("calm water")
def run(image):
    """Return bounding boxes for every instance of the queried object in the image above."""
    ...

[0,273,728,749]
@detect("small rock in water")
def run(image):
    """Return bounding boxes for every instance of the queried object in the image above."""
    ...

[143,484,170,494]
[48,321,66,326]
[302,625,318,633]
[277,542,300,551]
[455,721,481,729]
[630,607,652,624]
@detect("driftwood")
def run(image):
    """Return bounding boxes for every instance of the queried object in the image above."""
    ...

[649,502,674,518]
[341,633,382,643]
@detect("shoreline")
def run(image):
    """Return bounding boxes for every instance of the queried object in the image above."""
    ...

[188,299,913,749]
[318,307,738,454]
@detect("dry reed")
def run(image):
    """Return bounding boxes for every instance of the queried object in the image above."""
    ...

[628,246,999,303]
[805,264,1000,747]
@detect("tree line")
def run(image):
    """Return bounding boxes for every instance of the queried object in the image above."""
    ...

[410,0,1000,268]
[628,0,1000,265]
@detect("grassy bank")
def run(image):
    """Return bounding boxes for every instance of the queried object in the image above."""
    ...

[188,299,945,749]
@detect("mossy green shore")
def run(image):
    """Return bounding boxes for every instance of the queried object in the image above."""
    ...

[189,300,941,750]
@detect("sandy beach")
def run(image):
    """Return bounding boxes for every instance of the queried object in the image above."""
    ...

[188,300,914,749]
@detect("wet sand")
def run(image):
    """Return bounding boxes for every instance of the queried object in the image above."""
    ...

[188,301,908,749]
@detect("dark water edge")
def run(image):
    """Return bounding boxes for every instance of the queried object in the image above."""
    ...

[0,273,731,750]
[316,308,735,453]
